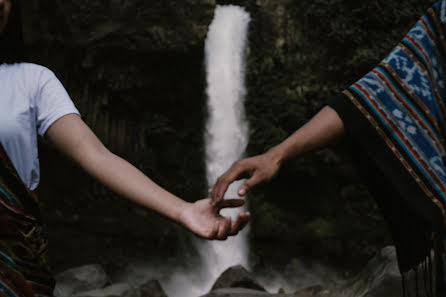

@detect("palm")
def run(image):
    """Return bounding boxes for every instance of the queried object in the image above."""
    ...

[179,198,249,240]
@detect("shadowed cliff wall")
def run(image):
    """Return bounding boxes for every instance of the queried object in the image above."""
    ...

[20,0,437,273]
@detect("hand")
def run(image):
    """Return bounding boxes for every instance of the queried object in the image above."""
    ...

[210,150,282,204]
[178,198,250,240]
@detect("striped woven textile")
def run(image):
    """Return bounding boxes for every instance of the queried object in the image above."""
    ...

[328,1,446,296]
[0,144,55,297]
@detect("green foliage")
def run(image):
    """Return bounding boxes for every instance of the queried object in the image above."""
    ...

[245,0,434,269]
[36,0,437,271]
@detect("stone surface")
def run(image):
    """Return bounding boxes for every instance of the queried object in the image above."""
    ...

[53,246,422,297]
[123,280,168,297]
[353,246,402,297]
[211,265,266,291]
[73,283,132,297]
[293,285,324,297]
[201,287,289,297]
[292,246,404,297]
[54,264,109,297]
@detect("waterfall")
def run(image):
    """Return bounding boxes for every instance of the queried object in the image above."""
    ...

[201,2,251,278]
[162,5,251,297]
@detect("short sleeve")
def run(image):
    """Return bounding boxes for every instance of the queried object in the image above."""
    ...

[35,67,81,137]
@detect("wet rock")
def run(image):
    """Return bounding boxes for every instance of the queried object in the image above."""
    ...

[73,283,132,297]
[291,246,404,297]
[347,246,402,297]
[211,265,266,291]
[54,264,109,297]
[201,287,288,297]
[123,280,168,297]
[293,285,324,297]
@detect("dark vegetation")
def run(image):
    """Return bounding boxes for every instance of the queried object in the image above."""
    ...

[242,0,436,272]
[22,0,436,274]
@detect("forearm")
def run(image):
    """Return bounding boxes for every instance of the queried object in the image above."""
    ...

[45,114,190,223]
[79,149,190,222]
[80,149,190,222]
[268,105,344,163]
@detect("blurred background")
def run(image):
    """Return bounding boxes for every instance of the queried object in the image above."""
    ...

[21,0,436,277]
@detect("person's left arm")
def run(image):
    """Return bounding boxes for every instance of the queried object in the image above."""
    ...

[44,113,249,240]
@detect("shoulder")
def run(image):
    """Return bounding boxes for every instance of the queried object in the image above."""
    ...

[0,62,56,84]
[11,62,56,79]
[0,63,62,106]
[5,63,59,94]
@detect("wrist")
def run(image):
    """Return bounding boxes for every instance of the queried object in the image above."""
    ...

[174,200,193,226]
[266,146,286,167]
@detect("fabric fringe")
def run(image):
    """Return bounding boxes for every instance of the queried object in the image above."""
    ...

[433,234,445,297]
[401,234,445,297]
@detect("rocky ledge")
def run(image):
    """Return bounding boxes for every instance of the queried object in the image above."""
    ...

[53,246,425,297]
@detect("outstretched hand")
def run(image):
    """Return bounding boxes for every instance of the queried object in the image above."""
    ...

[209,151,282,204]
[178,198,250,240]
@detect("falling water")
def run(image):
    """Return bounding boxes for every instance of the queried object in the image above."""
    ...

[202,3,251,276]
[162,5,251,297]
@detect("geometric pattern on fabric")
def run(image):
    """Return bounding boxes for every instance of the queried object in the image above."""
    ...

[345,1,446,222]
[330,2,446,296]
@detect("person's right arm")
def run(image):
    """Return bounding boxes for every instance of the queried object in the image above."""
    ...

[210,105,345,203]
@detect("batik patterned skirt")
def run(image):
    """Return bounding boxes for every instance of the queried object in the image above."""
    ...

[0,144,55,297]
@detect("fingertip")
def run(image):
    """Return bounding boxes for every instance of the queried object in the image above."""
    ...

[238,188,246,196]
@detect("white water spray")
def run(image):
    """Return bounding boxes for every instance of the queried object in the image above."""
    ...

[202,2,251,274]
[162,5,251,297]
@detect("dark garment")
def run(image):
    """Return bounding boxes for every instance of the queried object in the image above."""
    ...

[0,143,55,297]
[327,1,446,296]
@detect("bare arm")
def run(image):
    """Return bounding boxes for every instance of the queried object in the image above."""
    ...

[210,105,344,202]
[268,105,344,162]
[45,114,249,240]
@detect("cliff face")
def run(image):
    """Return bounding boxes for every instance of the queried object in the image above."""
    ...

[241,0,437,269]
[22,0,215,51]
[215,0,440,269]
[21,0,438,273]
[21,0,216,271]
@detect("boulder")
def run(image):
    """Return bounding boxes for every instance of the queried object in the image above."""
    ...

[123,280,168,297]
[346,246,402,297]
[201,287,287,297]
[73,283,132,297]
[54,264,109,297]
[211,265,265,291]
[291,246,409,297]
[292,285,324,297]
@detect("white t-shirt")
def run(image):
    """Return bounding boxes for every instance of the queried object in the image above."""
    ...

[0,63,80,190]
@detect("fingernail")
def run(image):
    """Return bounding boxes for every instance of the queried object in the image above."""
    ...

[239,189,246,196]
